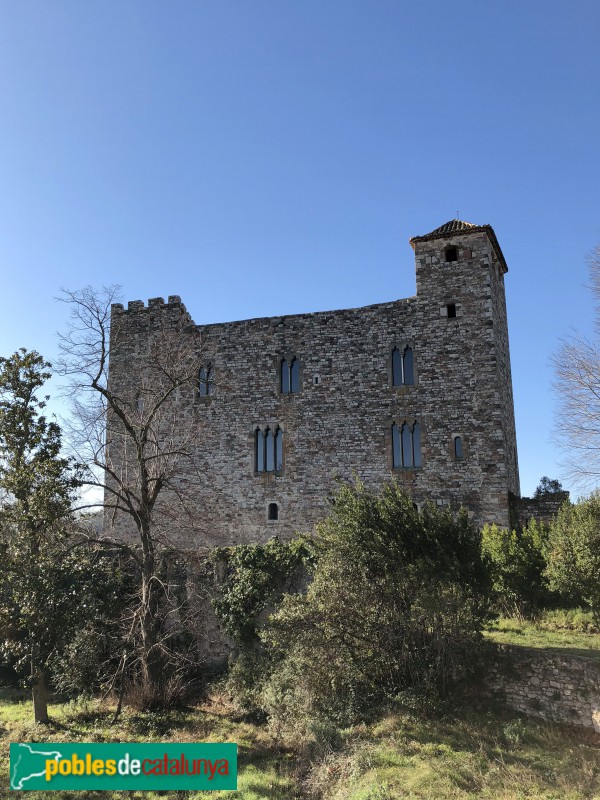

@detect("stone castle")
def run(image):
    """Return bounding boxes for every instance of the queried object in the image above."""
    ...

[106,219,521,546]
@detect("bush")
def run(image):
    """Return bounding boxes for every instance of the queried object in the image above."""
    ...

[123,673,190,711]
[545,493,600,620]
[481,520,551,617]
[261,482,493,728]
[223,651,270,720]
[0,542,132,698]
[536,607,599,633]
[211,536,314,644]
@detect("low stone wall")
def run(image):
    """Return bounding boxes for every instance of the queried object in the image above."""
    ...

[489,644,600,731]
[510,491,570,528]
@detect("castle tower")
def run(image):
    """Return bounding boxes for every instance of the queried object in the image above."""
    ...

[409,220,520,524]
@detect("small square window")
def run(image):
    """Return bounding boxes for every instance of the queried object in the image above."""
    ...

[447,303,457,319]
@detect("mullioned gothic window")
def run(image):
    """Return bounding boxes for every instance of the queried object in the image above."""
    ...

[391,346,414,386]
[199,363,214,397]
[256,426,283,473]
[281,357,300,393]
[392,421,421,468]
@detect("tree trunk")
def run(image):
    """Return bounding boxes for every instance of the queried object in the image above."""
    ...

[31,652,49,724]
[140,546,162,698]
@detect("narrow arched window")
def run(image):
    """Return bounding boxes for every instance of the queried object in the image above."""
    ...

[265,427,275,472]
[412,423,422,467]
[392,348,402,386]
[275,427,283,471]
[256,427,265,472]
[445,246,458,262]
[281,357,300,393]
[268,502,279,521]
[392,423,401,467]
[454,435,463,460]
[402,346,414,385]
[199,363,214,396]
[290,358,300,393]
[281,359,290,393]
[401,423,414,468]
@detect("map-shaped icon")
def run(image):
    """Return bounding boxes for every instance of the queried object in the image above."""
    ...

[10,743,63,790]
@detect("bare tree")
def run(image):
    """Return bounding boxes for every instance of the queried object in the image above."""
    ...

[554,245,600,489]
[57,286,203,706]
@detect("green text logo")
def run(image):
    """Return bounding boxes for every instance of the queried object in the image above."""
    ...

[10,742,237,791]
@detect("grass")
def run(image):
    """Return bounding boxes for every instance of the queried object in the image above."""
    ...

[0,690,299,799]
[485,611,600,660]
[1,688,599,799]
[306,710,600,799]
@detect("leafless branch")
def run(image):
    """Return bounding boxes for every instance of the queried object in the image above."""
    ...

[553,246,600,490]
[56,286,207,701]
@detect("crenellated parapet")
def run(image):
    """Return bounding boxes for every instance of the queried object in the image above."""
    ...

[107,294,198,403]
[111,295,190,316]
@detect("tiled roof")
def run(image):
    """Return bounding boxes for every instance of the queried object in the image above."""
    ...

[409,219,508,274]
[428,219,478,235]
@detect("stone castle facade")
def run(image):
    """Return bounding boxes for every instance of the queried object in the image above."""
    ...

[106,219,520,547]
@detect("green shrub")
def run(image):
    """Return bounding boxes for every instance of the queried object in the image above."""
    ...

[481,520,551,617]
[537,607,599,633]
[211,536,314,644]
[261,482,493,728]
[223,650,271,719]
[545,494,600,620]
[502,718,528,746]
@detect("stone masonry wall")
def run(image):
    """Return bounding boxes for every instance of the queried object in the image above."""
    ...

[512,491,570,528]
[105,224,521,548]
[489,645,600,731]
[489,248,520,497]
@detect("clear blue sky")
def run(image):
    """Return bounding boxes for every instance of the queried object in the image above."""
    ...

[1,1,599,498]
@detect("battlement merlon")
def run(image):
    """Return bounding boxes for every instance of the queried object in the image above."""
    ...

[111,295,192,315]
[110,296,196,332]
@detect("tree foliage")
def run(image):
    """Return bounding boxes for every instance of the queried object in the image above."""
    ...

[0,349,80,722]
[545,493,600,620]
[257,483,492,726]
[481,520,551,617]
[534,476,564,499]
